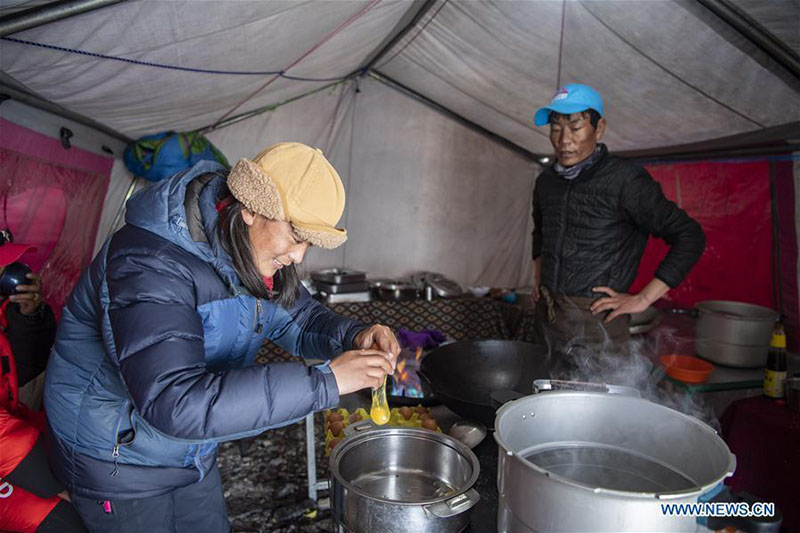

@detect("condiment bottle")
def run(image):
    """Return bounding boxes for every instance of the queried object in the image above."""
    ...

[764,324,787,399]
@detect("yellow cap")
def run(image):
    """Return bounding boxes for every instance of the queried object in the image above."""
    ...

[227,142,347,249]
[770,330,787,349]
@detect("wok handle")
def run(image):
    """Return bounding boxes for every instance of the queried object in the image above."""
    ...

[423,488,480,518]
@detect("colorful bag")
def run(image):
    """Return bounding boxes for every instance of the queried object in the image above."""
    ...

[123,131,229,182]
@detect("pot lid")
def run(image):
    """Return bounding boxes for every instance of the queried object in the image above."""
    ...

[424,272,463,297]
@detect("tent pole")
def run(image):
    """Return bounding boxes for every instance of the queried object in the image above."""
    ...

[0,82,131,143]
[694,0,800,81]
[370,71,541,161]
[0,0,125,37]
[357,0,437,72]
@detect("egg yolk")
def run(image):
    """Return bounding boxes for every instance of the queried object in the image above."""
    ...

[370,405,390,425]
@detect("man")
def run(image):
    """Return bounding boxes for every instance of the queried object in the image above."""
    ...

[45,142,399,531]
[530,83,705,352]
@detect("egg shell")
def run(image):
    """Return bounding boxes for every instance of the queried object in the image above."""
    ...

[414,406,428,415]
[421,418,438,430]
[327,412,343,423]
[329,421,344,437]
[328,438,342,450]
[349,413,362,423]
[399,406,413,420]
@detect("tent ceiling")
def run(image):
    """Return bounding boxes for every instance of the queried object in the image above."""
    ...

[1,0,798,155]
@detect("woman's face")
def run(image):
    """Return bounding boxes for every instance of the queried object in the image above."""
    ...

[241,210,309,278]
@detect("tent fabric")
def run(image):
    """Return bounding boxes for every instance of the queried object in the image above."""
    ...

[2,1,798,154]
[207,77,539,289]
[630,160,773,309]
[775,158,799,351]
[0,118,112,318]
[378,0,800,155]
[0,0,414,137]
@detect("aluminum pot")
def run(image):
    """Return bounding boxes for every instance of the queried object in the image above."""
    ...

[695,300,778,368]
[330,426,480,533]
[494,392,736,532]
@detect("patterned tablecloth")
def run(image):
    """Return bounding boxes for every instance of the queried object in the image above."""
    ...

[256,296,534,364]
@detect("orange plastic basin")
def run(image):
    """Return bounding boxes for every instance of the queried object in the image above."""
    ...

[660,354,714,384]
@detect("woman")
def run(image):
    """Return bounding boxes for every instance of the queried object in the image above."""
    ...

[44,142,398,531]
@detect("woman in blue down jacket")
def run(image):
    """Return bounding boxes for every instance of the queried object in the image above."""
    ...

[44,142,399,532]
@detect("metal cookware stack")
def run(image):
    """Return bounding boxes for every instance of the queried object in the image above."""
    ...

[311,269,370,303]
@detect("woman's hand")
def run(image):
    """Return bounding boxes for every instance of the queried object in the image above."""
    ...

[10,273,43,316]
[329,349,394,395]
[354,324,399,371]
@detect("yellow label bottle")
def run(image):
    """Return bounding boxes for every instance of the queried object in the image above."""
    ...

[764,326,787,399]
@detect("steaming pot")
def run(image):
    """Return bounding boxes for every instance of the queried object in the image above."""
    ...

[494,391,737,532]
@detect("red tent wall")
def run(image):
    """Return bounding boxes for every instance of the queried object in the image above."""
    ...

[0,119,113,319]
[631,158,798,350]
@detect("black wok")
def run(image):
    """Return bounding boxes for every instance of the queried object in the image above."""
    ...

[419,340,553,427]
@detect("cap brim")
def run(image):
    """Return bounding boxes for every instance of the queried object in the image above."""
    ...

[0,243,35,267]
[534,102,594,126]
[292,222,347,250]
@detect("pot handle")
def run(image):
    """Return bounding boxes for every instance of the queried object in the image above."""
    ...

[698,485,782,532]
[343,419,375,437]
[532,379,641,397]
[423,488,480,519]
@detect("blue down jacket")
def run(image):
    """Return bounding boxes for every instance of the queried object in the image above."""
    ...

[44,161,363,499]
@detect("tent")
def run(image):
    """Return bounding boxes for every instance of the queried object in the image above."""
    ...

[0,0,798,345]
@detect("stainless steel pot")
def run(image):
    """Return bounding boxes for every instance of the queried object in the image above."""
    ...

[494,392,736,532]
[330,427,480,533]
[695,300,778,368]
[378,282,419,301]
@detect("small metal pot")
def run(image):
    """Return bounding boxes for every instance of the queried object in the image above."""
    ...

[695,300,778,368]
[378,282,420,301]
[330,426,480,533]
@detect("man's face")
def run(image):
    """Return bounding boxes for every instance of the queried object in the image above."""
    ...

[549,112,606,167]
[241,211,309,277]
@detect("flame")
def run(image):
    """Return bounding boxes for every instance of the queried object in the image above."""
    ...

[415,347,423,361]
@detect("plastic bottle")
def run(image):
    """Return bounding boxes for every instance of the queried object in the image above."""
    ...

[764,324,787,399]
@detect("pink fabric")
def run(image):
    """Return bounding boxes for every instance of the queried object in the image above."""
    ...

[632,160,773,309]
[0,120,113,319]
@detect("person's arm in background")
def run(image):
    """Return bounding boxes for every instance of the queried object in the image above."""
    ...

[5,273,56,387]
[592,169,705,321]
[531,183,542,302]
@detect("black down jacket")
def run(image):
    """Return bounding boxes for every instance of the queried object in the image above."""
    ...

[531,145,705,297]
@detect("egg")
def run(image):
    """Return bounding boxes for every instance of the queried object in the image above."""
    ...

[420,413,433,421]
[421,418,438,430]
[349,413,362,423]
[327,412,343,423]
[414,406,428,415]
[399,406,412,420]
[328,438,342,450]
[329,421,344,437]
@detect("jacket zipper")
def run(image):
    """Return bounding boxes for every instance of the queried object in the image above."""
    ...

[552,180,573,292]
[110,400,129,477]
[254,299,263,334]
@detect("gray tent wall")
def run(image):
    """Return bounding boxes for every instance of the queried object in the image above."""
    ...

[207,77,540,289]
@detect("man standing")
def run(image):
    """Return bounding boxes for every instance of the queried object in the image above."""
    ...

[530,83,705,352]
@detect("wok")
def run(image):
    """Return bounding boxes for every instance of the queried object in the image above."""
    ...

[419,340,552,427]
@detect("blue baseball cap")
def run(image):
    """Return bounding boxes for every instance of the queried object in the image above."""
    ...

[533,83,604,126]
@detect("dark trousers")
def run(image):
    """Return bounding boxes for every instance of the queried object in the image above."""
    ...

[535,286,630,354]
[70,466,230,533]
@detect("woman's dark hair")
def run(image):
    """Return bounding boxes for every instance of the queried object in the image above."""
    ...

[549,109,601,129]
[217,188,300,308]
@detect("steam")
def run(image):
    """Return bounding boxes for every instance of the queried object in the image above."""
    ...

[538,305,721,432]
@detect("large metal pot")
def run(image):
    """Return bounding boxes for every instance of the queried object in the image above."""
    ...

[695,300,778,367]
[494,392,736,532]
[330,427,480,533]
